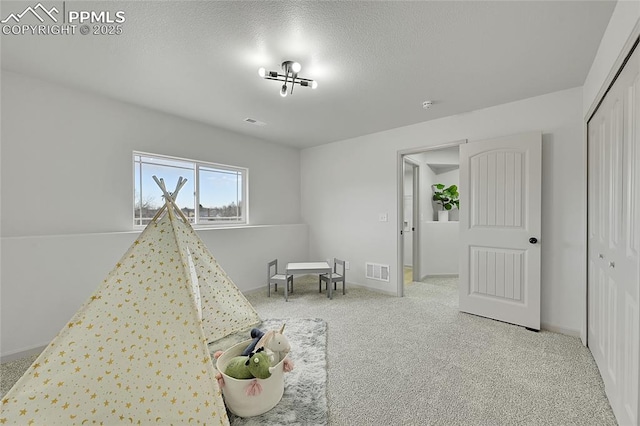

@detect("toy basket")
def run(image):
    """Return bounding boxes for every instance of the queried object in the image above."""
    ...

[216,339,287,417]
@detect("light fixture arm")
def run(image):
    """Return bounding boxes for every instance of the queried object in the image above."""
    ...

[259,60,317,97]
[290,71,297,95]
[263,74,316,85]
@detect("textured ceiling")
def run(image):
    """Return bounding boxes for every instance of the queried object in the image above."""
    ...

[1,1,616,148]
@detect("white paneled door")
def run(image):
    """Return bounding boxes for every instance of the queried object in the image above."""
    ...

[588,42,639,426]
[459,132,542,330]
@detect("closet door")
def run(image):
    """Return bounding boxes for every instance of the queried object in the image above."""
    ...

[588,42,640,426]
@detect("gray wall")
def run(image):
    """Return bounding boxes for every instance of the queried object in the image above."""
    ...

[0,71,307,358]
[301,87,586,336]
[1,71,301,237]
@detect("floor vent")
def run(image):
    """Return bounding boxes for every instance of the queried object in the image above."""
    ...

[366,262,390,282]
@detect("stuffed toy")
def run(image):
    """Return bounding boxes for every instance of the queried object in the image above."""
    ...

[241,324,291,365]
[241,328,266,356]
[224,347,273,380]
[255,324,291,365]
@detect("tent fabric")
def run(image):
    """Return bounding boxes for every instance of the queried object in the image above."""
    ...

[169,210,261,342]
[1,204,261,425]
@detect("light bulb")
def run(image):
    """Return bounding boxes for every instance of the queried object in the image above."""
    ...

[291,62,301,73]
[311,80,318,89]
[258,67,266,78]
[280,84,288,97]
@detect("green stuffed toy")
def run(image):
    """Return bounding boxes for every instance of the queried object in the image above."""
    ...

[224,347,273,380]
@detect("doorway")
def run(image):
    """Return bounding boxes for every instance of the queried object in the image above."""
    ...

[397,140,465,297]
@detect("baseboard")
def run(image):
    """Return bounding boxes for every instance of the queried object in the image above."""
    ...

[242,274,323,296]
[540,322,580,338]
[243,284,269,295]
[345,282,396,296]
[1,344,47,363]
[244,279,397,297]
[421,274,459,280]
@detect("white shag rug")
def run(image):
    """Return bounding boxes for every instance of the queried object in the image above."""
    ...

[209,318,328,426]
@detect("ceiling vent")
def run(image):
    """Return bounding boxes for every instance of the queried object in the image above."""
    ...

[243,118,266,126]
[366,262,390,282]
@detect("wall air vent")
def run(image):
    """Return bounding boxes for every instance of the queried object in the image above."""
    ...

[366,262,390,282]
[243,118,266,126]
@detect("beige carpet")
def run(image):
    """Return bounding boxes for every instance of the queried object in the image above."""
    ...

[3,275,617,425]
[245,275,616,425]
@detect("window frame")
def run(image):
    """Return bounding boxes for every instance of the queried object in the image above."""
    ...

[133,151,248,228]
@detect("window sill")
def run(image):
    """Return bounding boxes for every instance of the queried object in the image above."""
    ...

[133,223,247,231]
[2,224,308,240]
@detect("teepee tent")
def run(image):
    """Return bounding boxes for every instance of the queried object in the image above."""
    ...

[1,177,261,424]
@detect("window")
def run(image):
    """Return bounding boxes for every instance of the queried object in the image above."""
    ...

[133,152,247,226]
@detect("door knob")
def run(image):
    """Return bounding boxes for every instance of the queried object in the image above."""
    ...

[529,237,538,244]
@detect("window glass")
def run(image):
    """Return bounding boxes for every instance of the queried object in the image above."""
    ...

[134,153,246,226]
[199,166,243,223]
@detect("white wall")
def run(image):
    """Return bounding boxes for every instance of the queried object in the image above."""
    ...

[1,71,301,237]
[1,224,307,359]
[0,72,307,358]
[422,222,459,277]
[301,87,585,335]
[583,0,640,117]
[420,162,437,223]
[422,168,460,277]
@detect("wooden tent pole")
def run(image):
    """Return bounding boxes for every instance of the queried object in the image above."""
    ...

[148,177,189,223]
[149,205,168,223]
[148,177,170,223]
[152,175,191,224]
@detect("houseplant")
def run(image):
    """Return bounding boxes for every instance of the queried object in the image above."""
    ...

[432,184,459,221]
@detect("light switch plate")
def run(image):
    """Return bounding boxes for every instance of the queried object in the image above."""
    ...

[379,213,388,222]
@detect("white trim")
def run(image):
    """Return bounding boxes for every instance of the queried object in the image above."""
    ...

[344,282,396,296]
[421,273,459,280]
[1,343,48,363]
[582,117,589,347]
[133,150,245,174]
[540,323,581,339]
[132,151,248,227]
[402,158,421,281]
[0,223,303,240]
[584,31,640,347]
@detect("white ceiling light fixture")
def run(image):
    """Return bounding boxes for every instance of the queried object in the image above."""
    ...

[258,60,318,98]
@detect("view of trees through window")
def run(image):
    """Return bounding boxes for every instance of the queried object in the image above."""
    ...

[134,153,246,226]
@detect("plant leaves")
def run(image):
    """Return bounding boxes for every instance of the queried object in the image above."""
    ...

[432,183,459,210]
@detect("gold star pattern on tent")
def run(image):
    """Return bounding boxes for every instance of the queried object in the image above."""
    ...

[1,177,261,424]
